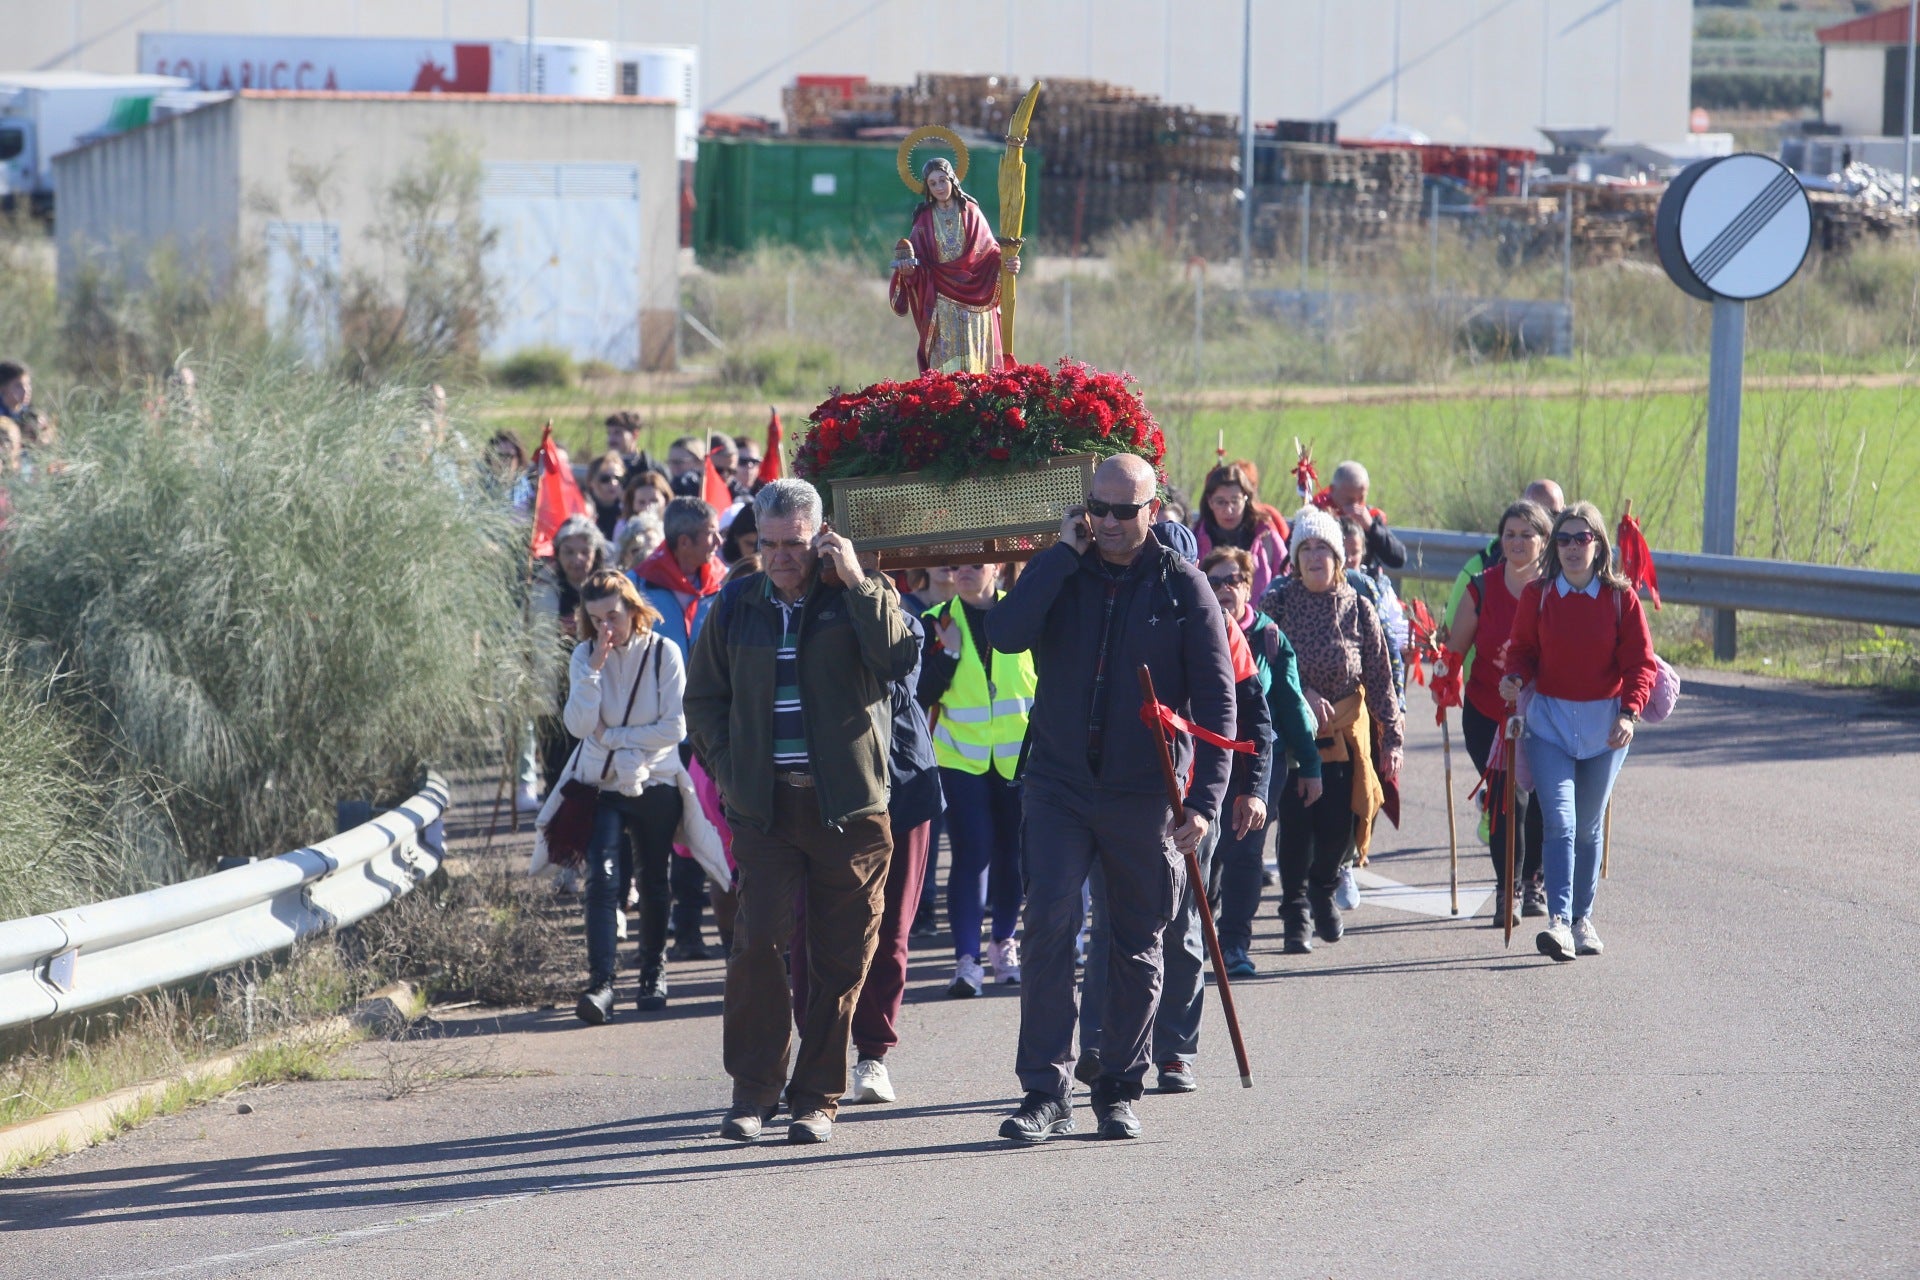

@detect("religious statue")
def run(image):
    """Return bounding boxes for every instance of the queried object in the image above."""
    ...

[888,127,1021,374]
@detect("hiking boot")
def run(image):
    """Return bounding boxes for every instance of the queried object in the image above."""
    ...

[1573,916,1604,956]
[634,969,668,1011]
[1522,881,1548,917]
[1091,1083,1143,1140]
[574,978,615,1025]
[788,1109,833,1144]
[718,1103,776,1142]
[1282,906,1313,955]
[1491,892,1521,930]
[1334,866,1361,910]
[1310,895,1344,944]
[848,1056,896,1104]
[1536,915,1577,962]
[1156,1060,1197,1093]
[1073,1048,1103,1088]
[670,938,711,962]
[1224,945,1257,979]
[1000,1091,1074,1143]
[987,937,1022,985]
[947,955,984,998]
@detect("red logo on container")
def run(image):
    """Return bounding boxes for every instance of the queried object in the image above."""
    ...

[412,44,490,93]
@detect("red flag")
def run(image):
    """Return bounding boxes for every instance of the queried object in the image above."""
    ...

[530,425,586,561]
[1616,500,1662,610]
[702,452,733,511]
[761,406,784,482]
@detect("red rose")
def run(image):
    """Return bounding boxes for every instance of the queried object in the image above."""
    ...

[988,446,1011,461]
[1004,407,1025,430]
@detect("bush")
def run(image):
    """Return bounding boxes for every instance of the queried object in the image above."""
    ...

[1,361,534,867]
[491,345,577,389]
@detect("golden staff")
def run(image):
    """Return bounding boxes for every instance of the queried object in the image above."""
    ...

[998,82,1042,363]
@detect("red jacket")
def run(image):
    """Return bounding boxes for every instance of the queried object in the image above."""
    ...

[1505,577,1657,716]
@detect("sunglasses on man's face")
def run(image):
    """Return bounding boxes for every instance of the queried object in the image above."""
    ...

[1085,499,1147,520]
[1554,530,1598,547]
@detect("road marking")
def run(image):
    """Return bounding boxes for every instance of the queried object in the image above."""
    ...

[1351,867,1492,919]
[103,1189,546,1278]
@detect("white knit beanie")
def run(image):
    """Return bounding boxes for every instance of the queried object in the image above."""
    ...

[1290,506,1344,559]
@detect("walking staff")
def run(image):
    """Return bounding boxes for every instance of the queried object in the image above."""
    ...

[1502,715,1521,948]
[986,454,1237,1144]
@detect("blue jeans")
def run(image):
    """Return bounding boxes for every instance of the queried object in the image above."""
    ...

[583,785,682,984]
[940,767,1024,960]
[1524,732,1627,922]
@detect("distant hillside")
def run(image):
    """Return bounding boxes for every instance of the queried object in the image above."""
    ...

[1692,0,1868,111]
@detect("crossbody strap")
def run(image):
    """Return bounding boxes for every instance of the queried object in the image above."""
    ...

[595,638,656,780]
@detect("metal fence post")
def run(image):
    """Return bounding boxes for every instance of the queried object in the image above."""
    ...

[1193,270,1205,377]
[1299,183,1311,296]
[786,274,796,333]
[1429,182,1441,296]
[1062,275,1074,353]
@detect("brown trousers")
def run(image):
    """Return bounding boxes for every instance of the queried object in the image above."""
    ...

[723,782,891,1117]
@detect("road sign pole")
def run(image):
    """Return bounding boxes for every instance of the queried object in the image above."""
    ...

[1704,296,1745,660]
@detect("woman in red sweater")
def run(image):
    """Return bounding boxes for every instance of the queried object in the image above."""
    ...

[1500,501,1657,962]
[1435,499,1549,927]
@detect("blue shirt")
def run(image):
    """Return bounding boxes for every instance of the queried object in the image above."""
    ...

[1525,574,1620,760]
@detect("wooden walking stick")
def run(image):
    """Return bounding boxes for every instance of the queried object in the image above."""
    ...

[1138,665,1254,1089]
[1602,800,1613,879]
[1502,715,1521,948]
[1440,709,1460,916]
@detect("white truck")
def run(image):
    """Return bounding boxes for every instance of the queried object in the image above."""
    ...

[0,71,191,212]
[134,33,700,160]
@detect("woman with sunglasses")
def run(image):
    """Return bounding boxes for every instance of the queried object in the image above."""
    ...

[919,562,1035,996]
[1192,462,1289,601]
[1202,547,1321,977]
[586,453,628,541]
[1439,499,1551,927]
[1258,507,1403,954]
[1499,501,1657,962]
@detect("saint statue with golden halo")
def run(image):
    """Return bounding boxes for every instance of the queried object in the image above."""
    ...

[888,126,1020,374]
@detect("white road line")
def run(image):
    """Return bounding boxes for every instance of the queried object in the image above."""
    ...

[102,1189,547,1278]
[1351,867,1493,919]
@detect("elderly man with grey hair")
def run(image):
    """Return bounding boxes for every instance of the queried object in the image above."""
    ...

[686,478,917,1145]
[1320,459,1407,572]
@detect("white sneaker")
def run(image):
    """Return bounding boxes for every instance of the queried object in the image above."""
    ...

[1334,867,1361,910]
[848,1057,896,1104]
[614,910,628,941]
[947,955,984,998]
[988,937,1022,985]
[1573,916,1604,956]
[514,784,542,813]
[1536,915,1576,962]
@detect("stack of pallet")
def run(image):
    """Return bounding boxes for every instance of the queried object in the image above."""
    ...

[1268,144,1422,219]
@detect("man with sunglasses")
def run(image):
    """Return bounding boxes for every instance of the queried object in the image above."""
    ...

[987,453,1237,1144]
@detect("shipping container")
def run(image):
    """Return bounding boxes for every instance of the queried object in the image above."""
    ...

[694,135,1041,262]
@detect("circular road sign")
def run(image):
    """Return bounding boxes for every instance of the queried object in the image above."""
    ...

[1656,153,1812,303]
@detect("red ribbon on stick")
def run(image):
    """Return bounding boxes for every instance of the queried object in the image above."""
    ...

[1139,699,1256,755]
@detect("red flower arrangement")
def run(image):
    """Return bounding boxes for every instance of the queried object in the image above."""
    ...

[794,360,1166,485]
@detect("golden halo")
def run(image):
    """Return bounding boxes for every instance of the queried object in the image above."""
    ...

[897,125,970,196]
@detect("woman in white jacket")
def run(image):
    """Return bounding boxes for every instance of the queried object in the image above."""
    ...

[566,569,688,1024]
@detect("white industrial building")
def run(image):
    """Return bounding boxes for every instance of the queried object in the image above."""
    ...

[53,93,684,369]
[16,0,1692,151]
[1817,7,1919,139]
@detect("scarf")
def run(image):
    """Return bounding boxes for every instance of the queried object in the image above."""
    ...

[633,543,722,639]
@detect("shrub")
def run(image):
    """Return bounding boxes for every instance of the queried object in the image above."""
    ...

[491,345,577,389]
[1,361,534,867]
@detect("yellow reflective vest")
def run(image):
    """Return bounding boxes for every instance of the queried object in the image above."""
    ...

[927,595,1037,778]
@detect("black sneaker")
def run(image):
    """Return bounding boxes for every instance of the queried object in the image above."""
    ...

[1522,881,1548,918]
[1310,896,1344,944]
[1155,1060,1197,1093]
[1092,1093,1143,1140]
[1282,907,1313,954]
[574,979,615,1025]
[635,971,669,1011]
[670,938,711,962]
[999,1091,1074,1143]
[718,1103,777,1142]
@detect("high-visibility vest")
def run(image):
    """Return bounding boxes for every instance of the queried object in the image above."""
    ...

[927,595,1037,778]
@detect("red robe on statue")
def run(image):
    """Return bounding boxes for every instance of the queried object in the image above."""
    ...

[889,197,1005,373]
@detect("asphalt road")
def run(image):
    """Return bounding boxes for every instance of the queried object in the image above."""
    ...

[3,670,1916,1279]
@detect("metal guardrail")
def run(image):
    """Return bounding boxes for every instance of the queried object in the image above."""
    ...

[1393,529,1920,629]
[0,773,449,1032]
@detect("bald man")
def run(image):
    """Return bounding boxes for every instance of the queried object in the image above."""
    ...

[1322,460,1407,571]
[986,453,1237,1143]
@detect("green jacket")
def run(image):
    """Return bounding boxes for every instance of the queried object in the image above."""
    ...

[685,569,917,832]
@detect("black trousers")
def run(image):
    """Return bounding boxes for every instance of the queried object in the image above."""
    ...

[1276,761,1355,914]
[585,784,683,981]
[1461,700,1544,887]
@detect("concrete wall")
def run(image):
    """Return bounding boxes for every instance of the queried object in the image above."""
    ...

[1822,44,1889,137]
[20,0,1691,151]
[54,93,680,369]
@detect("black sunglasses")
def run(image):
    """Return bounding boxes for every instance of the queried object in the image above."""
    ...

[1554,531,1599,546]
[1207,571,1249,588]
[1085,499,1147,520]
